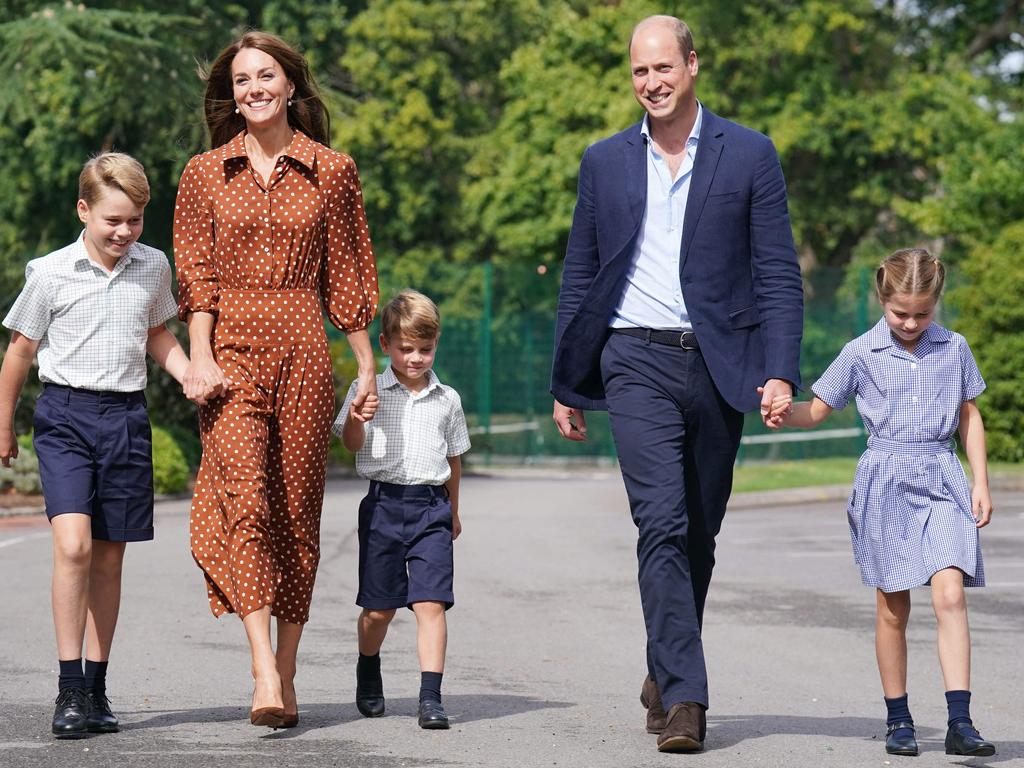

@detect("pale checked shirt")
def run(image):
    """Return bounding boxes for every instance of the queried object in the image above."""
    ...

[335,367,471,486]
[3,232,177,392]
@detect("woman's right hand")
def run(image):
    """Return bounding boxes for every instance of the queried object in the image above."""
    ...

[183,357,227,406]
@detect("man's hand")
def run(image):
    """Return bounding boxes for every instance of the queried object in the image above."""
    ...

[553,400,587,441]
[759,379,793,428]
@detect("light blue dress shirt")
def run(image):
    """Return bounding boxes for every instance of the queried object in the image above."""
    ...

[610,105,702,330]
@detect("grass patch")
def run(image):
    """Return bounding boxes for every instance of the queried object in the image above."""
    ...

[732,457,859,493]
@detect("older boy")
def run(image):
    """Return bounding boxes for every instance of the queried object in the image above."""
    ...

[334,289,470,729]
[0,153,188,738]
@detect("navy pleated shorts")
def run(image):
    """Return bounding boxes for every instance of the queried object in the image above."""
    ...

[33,384,155,542]
[357,480,454,610]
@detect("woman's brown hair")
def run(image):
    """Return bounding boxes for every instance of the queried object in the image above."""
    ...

[875,248,946,303]
[202,30,330,149]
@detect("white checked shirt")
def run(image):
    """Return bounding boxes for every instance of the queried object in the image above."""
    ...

[334,367,471,485]
[3,232,178,392]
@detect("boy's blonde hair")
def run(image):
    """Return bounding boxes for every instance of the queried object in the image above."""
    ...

[79,152,150,207]
[381,289,440,341]
[876,248,945,303]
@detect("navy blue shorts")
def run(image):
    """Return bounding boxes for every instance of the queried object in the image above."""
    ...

[33,384,155,542]
[357,481,454,610]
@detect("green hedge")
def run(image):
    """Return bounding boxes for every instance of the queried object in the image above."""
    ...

[152,425,190,495]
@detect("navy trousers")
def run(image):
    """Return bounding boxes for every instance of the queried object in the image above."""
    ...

[600,332,744,709]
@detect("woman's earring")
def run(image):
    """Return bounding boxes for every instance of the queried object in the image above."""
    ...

[234,106,240,114]
[288,98,293,107]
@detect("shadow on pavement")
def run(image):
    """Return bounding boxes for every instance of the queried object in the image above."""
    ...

[709,714,1021,762]
[121,693,574,735]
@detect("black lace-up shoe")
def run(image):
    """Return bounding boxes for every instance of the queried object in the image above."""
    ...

[86,691,119,733]
[52,688,91,738]
[885,722,919,756]
[945,722,995,756]
[417,699,450,729]
[356,663,385,718]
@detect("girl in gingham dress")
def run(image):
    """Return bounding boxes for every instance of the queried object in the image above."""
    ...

[765,249,995,758]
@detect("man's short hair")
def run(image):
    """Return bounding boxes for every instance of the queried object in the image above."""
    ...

[381,289,441,341]
[630,15,695,60]
[79,152,150,207]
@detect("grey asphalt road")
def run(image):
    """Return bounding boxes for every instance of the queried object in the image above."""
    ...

[1,475,1022,768]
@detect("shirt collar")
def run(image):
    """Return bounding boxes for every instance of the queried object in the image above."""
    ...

[868,315,952,351]
[221,129,318,172]
[71,230,137,270]
[380,366,441,395]
[640,101,703,147]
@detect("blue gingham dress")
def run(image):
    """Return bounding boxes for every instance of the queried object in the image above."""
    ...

[812,319,986,592]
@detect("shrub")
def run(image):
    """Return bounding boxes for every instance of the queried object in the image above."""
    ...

[950,222,1024,461]
[0,433,41,494]
[152,425,190,494]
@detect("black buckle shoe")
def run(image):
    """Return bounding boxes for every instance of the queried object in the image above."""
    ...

[86,691,120,733]
[418,699,450,730]
[945,722,996,756]
[52,687,91,739]
[355,665,385,718]
[885,722,919,756]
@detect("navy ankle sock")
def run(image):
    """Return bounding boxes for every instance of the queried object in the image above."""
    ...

[357,653,382,686]
[419,671,443,704]
[884,694,914,740]
[85,659,108,696]
[58,658,85,691]
[945,689,973,729]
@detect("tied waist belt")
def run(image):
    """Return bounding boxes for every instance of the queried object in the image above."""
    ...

[611,327,699,350]
[369,480,449,500]
[867,436,954,455]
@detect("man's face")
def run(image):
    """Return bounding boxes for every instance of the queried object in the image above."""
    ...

[630,23,698,124]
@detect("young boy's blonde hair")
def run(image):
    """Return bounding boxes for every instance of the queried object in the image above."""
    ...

[79,152,151,207]
[380,289,440,341]
[876,248,946,303]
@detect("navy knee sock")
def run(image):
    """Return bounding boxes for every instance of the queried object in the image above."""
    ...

[85,660,108,696]
[58,658,85,691]
[945,690,976,731]
[884,694,914,740]
[419,672,443,704]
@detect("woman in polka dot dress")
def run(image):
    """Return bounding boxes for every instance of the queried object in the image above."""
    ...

[173,31,379,728]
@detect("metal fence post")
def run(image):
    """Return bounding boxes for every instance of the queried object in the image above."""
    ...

[478,261,493,465]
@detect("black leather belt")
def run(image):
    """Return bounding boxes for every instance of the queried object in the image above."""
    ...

[611,327,699,350]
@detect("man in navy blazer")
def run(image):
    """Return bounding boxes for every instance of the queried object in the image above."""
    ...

[551,15,803,752]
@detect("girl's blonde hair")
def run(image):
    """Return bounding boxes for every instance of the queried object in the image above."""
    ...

[381,289,440,341]
[875,248,945,303]
[78,152,150,207]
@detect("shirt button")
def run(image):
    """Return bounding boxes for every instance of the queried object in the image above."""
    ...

[912,396,919,403]
[911,362,918,369]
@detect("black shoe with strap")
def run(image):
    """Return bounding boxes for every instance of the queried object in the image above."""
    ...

[52,687,91,739]
[885,722,919,756]
[86,691,120,733]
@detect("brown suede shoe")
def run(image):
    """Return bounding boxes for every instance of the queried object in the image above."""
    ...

[640,675,668,734]
[656,702,706,753]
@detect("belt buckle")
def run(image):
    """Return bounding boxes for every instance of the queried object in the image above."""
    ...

[679,331,698,350]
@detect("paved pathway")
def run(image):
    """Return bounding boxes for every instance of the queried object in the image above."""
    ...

[1,475,1022,767]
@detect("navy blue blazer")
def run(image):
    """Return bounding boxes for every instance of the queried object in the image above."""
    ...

[551,108,804,413]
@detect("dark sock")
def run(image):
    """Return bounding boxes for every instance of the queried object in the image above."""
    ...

[58,658,85,691]
[945,690,976,732]
[884,694,914,740]
[85,659,108,696]
[419,671,443,704]
[357,653,382,690]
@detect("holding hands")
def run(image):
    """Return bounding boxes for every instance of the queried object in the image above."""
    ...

[348,372,380,423]
[183,356,228,406]
[757,379,794,429]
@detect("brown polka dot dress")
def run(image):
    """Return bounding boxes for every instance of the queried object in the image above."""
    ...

[173,130,378,624]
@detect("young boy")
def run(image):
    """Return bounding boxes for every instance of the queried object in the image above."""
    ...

[0,153,189,738]
[335,289,471,729]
